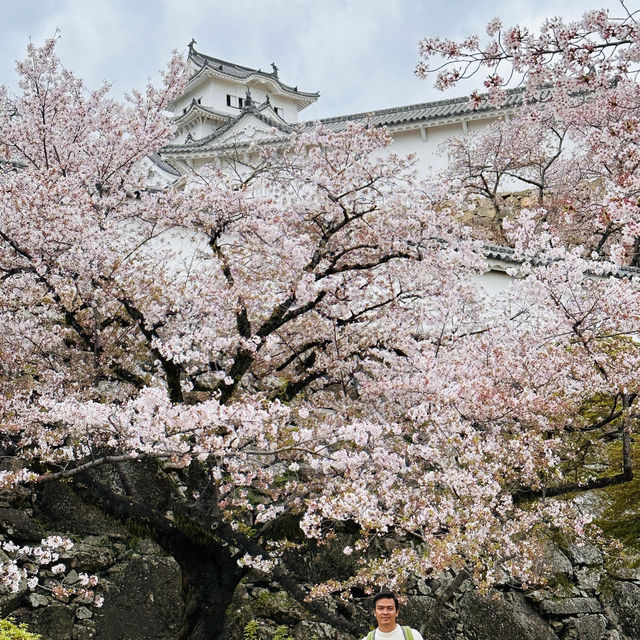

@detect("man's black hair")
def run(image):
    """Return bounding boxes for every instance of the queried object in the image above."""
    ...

[373,591,399,610]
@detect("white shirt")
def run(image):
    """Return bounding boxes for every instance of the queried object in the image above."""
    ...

[362,624,424,640]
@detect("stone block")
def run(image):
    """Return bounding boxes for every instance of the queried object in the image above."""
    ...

[293,620,352,640]
[92,554,181,639]
[562,615,607,640]
[575,567,603,591]
[12,604,75,640]
[606,563,640,581]
[0,508,43,542]
[403,596,457,640]
[601,580,640,639]
[75,606,93,620]
[567,544,603,567]
[460,591,559,639]
[538,545,573,579]
[539,597,602,616]
[28,593,50,608]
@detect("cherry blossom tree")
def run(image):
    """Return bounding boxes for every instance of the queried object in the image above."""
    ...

[5,10,640,638]
[0,37,487,640]
[417,2,640,261]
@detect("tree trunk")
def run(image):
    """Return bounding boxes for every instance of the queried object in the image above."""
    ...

[176,546,245,640]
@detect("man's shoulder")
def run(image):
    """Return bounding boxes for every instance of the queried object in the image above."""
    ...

[401,626,424,640]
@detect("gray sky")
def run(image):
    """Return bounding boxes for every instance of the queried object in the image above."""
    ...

[0,0,633,120]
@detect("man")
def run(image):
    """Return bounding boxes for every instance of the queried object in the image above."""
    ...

[362,591,425,640]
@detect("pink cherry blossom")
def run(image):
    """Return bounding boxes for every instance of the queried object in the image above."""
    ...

[3,24,640,638]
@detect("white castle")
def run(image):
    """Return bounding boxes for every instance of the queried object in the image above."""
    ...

[153,42,522,179]
[147,43,531,292]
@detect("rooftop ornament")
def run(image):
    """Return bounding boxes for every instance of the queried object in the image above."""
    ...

[244,87,253,109]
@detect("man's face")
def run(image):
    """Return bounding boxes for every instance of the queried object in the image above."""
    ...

[374,597,398,631]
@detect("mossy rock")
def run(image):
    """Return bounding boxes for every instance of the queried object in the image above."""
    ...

[401,596,457,640]
[35,482,126,536]
[93,554,181,640]
[250,589,304,626]
[600,580,640,638]
[11,606,73,640]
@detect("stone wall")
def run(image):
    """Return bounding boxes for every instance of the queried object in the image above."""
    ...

[2,481,640,640]
[223,542,640,640]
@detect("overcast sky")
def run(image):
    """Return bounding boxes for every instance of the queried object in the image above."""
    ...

[0,0,633,120]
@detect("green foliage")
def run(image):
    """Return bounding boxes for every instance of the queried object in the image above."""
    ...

[556,393,626,485]
[0,618,41,640]
[244,620,259,640]
[273,625,294,640]
[537,391,640,552]
[243,620,295,640]
[596,438,640,551]
[546,572,577,597]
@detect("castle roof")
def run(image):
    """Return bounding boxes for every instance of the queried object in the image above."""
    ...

[148,153,181,177]
[314,88,535,131]
[162,101,293,156]
[483,244,640,278]
[164,89,530,157]
[185,43,319,110]
[174,100,231,127]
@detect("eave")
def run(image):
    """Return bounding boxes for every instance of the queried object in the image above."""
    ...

[173,100,231,128]
[184,47,319,111]
[161,107,293,159]
[312,89,531,133]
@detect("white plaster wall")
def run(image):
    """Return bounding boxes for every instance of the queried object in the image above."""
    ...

[474,268,513,297]
[201,79,238,115]
[369,112,518,188]
[387,126,454,176]
[175,77,301,124]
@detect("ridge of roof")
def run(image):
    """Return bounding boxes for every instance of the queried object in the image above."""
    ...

[174,100,230,124]
[187,46,319,99]
[162,105,291,153]
[148,153,181,177]
[255,100,287,124]
[311,88,528,129]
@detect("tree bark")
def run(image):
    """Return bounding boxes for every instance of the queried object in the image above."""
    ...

[175,546,245,640]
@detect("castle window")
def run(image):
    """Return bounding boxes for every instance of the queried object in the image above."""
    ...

[226,95,244,108]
